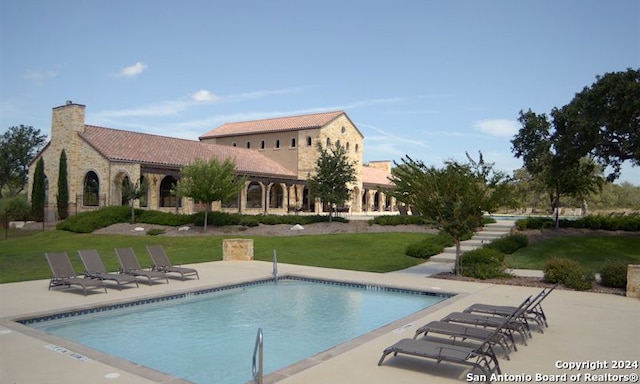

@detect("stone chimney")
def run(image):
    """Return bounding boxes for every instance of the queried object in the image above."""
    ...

[51,101,86,146]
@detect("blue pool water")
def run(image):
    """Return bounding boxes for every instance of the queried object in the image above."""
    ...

[27,277,447,384]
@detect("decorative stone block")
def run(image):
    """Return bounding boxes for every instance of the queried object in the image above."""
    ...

[627,264,640,299]
[223,239,254,261]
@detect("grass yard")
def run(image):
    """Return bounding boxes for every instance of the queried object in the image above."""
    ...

[0,230,429,283]
[506,235,640,272]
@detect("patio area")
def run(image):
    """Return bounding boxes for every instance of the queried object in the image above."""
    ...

[1,260,638,383]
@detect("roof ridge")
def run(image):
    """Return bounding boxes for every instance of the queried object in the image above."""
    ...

[84,125,201,144]
[222,110,344,125]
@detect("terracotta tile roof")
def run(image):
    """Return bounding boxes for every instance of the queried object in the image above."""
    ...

[199,111,346,139]
[362,166,394,188]
[80,125,296,179]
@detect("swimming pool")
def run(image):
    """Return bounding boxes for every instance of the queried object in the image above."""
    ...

[23,276,448,384]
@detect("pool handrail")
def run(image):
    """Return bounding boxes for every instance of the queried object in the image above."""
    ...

[253,328,263,384]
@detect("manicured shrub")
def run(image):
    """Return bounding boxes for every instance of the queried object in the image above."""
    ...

[484,233,528,254]
[371,215,435,226]
[57,206,131,233]
[459,248,508,280]
[405,240,444,259]
[137,210,194,226]
[599,260,628,288]
[146,228,165,236]
[543,257,594,291]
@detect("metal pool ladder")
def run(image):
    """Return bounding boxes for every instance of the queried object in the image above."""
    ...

[253,328,263,384]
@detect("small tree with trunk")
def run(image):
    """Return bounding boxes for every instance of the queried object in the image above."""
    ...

[173,157,246,230]
[306,142,357,222]
[121,178,149,224]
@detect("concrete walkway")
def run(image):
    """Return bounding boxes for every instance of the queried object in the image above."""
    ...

[1,261,638,384]
[388,219,548,278]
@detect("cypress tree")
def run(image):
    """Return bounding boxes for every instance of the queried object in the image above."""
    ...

[31,157,45,222]
[57,150,69,220]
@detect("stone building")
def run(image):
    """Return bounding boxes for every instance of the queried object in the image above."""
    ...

[28,102,395,220]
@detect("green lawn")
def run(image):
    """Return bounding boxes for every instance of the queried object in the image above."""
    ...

[3,229,640,284]
[506,235,640,272]
[0,230,429,283]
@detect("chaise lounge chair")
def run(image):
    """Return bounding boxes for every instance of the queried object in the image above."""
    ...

[462,284,557,331]
[78,249,139,290]
[115,247,168,285]
[146,245,199,281]
[440,298,533,346]
[378,298,531,383]
[45,252,107,296]
[413,319,517,360]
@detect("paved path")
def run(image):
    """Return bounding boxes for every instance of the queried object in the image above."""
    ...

[389,219,545,278]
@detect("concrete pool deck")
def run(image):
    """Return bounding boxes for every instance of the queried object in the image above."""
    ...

[1,260,638,384]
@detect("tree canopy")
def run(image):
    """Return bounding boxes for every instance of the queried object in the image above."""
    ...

[173,157,246,230]
[390,153,514,274]
[0,125,47,197]
[57,150,69,220]
[512,110,606,224]
[550,68,639,181]
[306,142,357,221]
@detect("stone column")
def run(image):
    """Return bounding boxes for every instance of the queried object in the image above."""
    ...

[626,264,640,299]
[223,239,254,261]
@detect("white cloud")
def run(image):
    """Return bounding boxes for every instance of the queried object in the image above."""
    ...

[191,90,219,102]
[117,62,148,77]
[24,69,57,85]
[473,119,519,137]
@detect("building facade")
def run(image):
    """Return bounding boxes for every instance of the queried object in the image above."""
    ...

[28,102,396,221]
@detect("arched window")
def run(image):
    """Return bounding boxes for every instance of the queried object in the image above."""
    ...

[260,140,265,150]
[306,136,312,146]
[346,142,350,151]
[83,171,99,206]
[246,182,262,209]
[341,126,346,134]
[290,138,296,148]
[326,138,331,147]
[246,141,251,149]
[336,139,341,149]
[355,143,359,152]
[160,176,180,208]
[275,139,280,149]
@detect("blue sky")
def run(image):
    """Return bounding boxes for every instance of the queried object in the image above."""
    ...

[1,0,639,184]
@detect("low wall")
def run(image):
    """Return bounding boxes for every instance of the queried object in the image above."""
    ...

[222,239,254,261]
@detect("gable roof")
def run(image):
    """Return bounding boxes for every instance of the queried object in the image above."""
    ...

[362,166,393,188]
[79,125,297,179]
[199,110,349,139]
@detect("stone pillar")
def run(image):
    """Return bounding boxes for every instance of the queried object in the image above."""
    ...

[626,264,640,299]
[223,239,254,261]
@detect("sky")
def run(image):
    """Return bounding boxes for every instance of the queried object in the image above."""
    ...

[1,0,639,184]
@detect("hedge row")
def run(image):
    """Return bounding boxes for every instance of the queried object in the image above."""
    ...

[515,214,640,231]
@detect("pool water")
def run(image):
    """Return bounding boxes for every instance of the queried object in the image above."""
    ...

[28,278,446,384]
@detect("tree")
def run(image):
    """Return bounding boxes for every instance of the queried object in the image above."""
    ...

[121,178,148,224]
[306,142,357,221]
[173,157,246,230]
[31,158,45,221]
[0,125,47,197]
[390,153,514,275]
[57,150,69,220]
[552,68,640,182]
[512,110,606,226]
